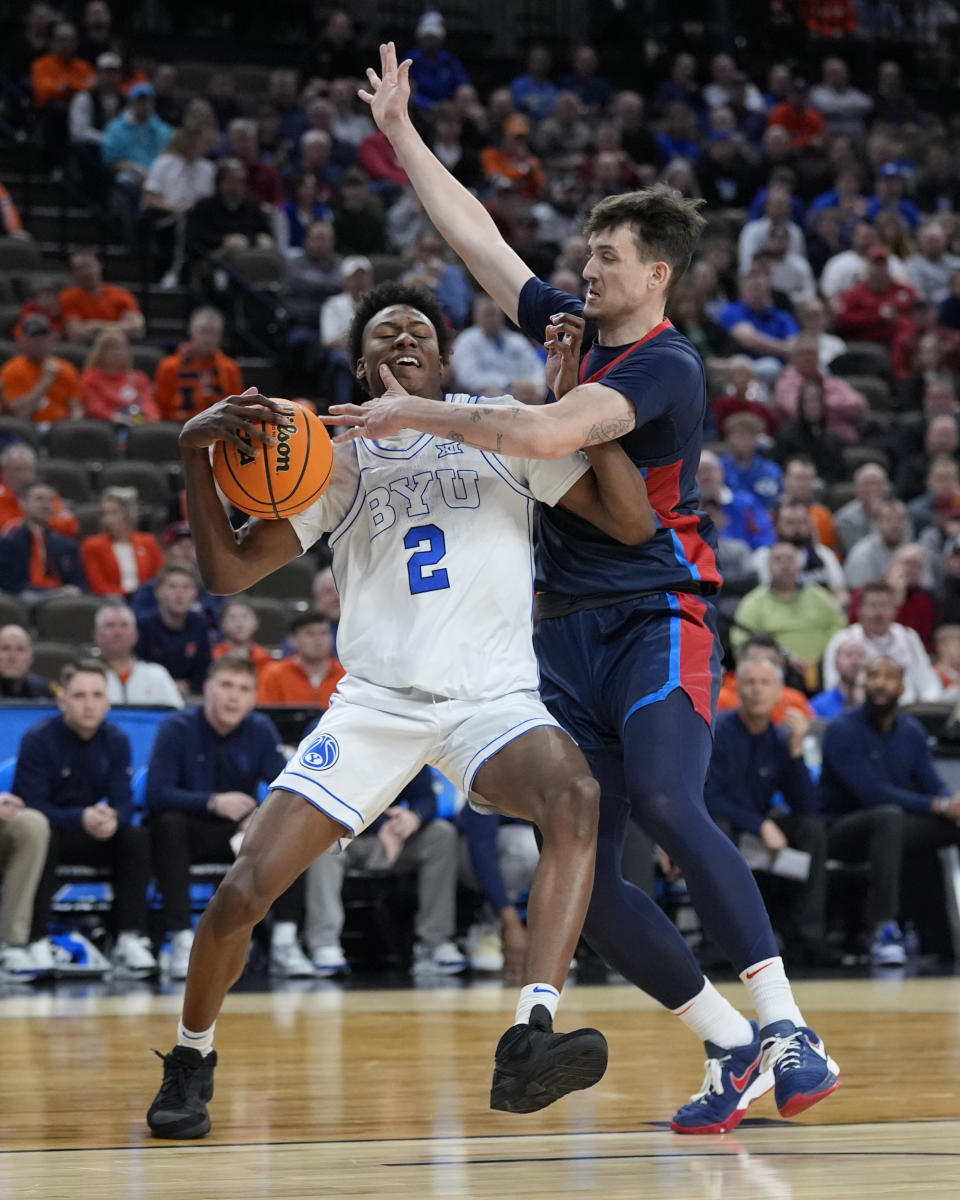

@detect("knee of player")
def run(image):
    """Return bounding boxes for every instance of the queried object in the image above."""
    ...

[215,859,274,928]
[540,774,600,844]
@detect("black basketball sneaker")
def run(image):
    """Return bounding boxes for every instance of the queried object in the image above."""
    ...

[490,1004,608,1113]
[147,1045,217,1138]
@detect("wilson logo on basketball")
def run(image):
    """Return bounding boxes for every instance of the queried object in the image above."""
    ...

[275,419,292,473]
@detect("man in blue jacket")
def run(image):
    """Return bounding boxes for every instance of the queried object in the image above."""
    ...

[704,658,828,963]
[146,652,313,980]
[135,563,212,698]
[0,481,86,600]
[820,656,960,961]
[15,659,156,976]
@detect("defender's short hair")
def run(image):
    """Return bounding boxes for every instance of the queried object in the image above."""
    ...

[583,185,707,295]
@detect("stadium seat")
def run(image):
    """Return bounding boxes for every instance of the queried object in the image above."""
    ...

[222,246,286,288]
[35,596,103,644]
[30,640,81,681]
[0,236,42,274]
[237,359,281,395]
[369,254,406,283]
[841,445,889,475]
[98,461,170,509]
[46,419,119,463]
[54,341,92,370]
[0,275,16,304]
[0,415,41,449]
[71,501,105,538]
[36,458,93,502]
[830,345,894,383]
[130,343,164,376]
[0,302,21,337]
[245,556,317,604]
[0,591,29,628]
[842,374,895,411]
[823,481,856,512]
[125,422,183,463]
[247,598,290,647]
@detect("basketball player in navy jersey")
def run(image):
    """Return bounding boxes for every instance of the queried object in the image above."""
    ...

[329,43,841,1132]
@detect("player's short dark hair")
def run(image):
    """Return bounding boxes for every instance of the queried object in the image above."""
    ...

[583,185,707,296]
[207,651,258,680]
[61,657,107,687]
[348,281,452,386]
[290,608,330,633]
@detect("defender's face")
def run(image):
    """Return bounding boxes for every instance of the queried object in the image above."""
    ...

[358,304,444,398]
[582,224,663,329]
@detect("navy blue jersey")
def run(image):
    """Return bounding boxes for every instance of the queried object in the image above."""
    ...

[517,276,722,600]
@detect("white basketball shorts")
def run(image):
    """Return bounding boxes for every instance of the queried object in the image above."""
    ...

[269,673,562,837]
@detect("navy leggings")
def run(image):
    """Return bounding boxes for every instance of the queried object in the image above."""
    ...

[580,688,779,1009]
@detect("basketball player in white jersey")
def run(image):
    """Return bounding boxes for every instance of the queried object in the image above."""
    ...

[146,280,656,1138]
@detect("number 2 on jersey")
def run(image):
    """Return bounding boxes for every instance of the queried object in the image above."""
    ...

[404,523,450,594]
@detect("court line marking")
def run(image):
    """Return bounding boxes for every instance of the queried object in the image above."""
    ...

[1,1119,957,1156]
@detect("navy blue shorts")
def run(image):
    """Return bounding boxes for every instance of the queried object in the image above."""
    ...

[533,593,722,751]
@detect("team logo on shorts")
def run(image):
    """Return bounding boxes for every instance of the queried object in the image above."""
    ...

[301,734,340,770]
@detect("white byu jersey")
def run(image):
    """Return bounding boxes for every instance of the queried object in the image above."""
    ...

[289,394,589,700]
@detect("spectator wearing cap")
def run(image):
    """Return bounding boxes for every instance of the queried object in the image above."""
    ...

[820,218,911,300]
[0,443,78,539]
[257,611,344,707]
[320,255,374,408]
[154,307,243,423]
[0,481,86,601]
[808,57,872,139]
[0,314,83,425]
[480,114,545,200]
[867,163,921,233]
[333,165,389,256]
[68,49,125,202]
[101,82,173,237]
[0,624,56,700]
[766,77,826,151]
[833,243,917,345]
[405,10,470,111]
[905,222,960,306]
[60,250,145,344]
[81,487,165,598]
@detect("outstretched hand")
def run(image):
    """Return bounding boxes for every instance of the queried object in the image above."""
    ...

[320,363,416,443]
[358,42,413,134]
[544,312,586,399]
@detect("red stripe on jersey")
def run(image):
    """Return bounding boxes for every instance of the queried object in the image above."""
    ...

[578,319,673,385]
[676,592,717,726]
[642,462,723,588]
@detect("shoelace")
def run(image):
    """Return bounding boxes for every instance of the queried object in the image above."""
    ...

[761,1031,804,1074]
[689,1054,728,1102]
[152,1050,192,1104]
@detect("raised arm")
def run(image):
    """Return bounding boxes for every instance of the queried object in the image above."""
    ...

[179,389,304,594]
[360,43,532,323]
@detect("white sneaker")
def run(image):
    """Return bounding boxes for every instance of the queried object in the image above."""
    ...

[28,938,56,973]
[0,944,43,981]
[270,938,317,978]
[311,944,350,976]
[466,925,504,972]
[411,940,468,976]
[48,931,111,975]
[113,932,159,978]
[169,929,194,980]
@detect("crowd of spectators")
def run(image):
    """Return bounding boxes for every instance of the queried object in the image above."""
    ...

[6,3,960,979]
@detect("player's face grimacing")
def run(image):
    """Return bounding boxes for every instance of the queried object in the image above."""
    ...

[357,304,444,399]
[582,223,667,330]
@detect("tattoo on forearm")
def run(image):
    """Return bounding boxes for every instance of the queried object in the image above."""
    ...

[470,409,482,422]
[496,432,503,453]
[446,431,465,444]
[584,418,634,445]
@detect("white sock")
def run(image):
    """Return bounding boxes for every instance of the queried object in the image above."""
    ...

[178,1018,215,1057]
[271,921,297,947]
[671,978,754,1049]
[515,982,560,1024]
[739,956,804,1030]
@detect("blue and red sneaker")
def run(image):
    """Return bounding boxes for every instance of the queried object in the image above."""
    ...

[759,1020,841,1118]
[671,1020,774,1135]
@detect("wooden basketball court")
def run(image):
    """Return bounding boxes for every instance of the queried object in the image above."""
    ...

[2,976,958,1198]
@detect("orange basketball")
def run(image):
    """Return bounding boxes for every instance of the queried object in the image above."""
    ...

[212,399,334,519]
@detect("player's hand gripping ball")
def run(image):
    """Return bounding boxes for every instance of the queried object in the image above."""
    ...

[213,399,334,519]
